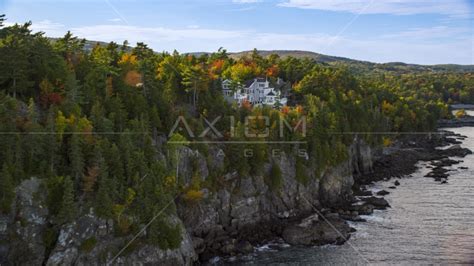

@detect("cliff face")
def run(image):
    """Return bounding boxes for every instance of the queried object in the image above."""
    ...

[0,139,374,265]
[177,138,374,260]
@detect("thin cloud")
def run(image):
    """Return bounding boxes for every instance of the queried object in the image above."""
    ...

[382,26,471,40]
[4,20,66,37]
[6,20,472,64]
[108,18,122,23]
[232,0,262,3]
[278,0,471,17]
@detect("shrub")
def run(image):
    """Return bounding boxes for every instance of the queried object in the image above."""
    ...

[43,228,59,254]
[148,218,182,250]
[295,159,310,185]
[183,189,203,202]
[265,163,283,191]
[383,137,393,147]
[80,237,97,253]
[455,109,467,119]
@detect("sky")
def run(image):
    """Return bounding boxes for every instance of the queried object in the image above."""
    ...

[1,0,473,65]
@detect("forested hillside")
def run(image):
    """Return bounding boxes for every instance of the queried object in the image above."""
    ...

[201,49,474,74]
[0,17,473,258]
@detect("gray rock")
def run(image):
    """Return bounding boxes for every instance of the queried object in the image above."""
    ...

[7,177,49,265]
[282,216,352,246]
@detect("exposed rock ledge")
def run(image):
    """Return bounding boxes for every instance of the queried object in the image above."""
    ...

[0,137,376,265]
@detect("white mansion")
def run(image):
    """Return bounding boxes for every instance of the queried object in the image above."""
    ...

[222,78,288,108]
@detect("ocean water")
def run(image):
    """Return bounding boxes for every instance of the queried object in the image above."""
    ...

[231,127,474,265]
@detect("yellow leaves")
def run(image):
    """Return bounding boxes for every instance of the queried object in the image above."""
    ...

[125,188,136,206]
[40,79,54,94]
[118,53,137,67]
[383,137,393,147]
[293,81,302,93]
[164,175,176,189]
[228,62,256,82]
[168,133,189,146]
[455,109,467,119]
[113,187,136,235]
[77,117,93,133]
[183,189,203,203]
[381,100,395,115]
[56,111,94,141]
[296,105,305,115]
[55,111,68,140]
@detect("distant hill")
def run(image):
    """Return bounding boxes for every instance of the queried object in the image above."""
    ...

[190,50,474,74]
[228,50,360,63]
[51,38,472,74]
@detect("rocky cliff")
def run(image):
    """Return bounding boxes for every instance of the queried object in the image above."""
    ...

[0,139,375,265]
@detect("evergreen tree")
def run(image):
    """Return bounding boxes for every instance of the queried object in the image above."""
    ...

[95,147,114,218]
[69,133,84,183]
[58,176,77,224]
[0,163,14,213]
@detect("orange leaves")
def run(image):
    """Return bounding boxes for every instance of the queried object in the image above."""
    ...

[124,70,142,87]
[296,105,304,114]
[281,105,290,115]
[118,53,143,88]
[241,99,252,110]
[266,65,279,78]
[209,59,225,80]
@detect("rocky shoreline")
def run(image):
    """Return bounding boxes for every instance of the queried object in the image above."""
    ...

[212,130,473,264]
[1,129,471,265]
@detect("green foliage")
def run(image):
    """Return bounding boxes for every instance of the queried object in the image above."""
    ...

[295,158,310,185]
[79,237,98,253]
[0,17,472,246]
[58,176,77,224]
[46,175,64,217]
[0,163,14,213]
[43,227,60,255]
[265,163,283,191]
[148,218,182,250]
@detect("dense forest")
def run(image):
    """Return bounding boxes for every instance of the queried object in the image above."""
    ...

[0,16,473,251]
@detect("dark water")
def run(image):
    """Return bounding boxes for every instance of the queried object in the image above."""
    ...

[230,127,474,265]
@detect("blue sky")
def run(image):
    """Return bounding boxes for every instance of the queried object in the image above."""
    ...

[1,0,473,64]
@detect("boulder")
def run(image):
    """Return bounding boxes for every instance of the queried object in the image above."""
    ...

[350,204,374,215]
[362,197,390,209]
[282,216,352,246]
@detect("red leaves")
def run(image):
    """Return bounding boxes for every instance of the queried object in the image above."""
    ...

[40,92,63,107]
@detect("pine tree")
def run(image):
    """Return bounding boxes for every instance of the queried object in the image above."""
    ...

[0,14,5,27]
[0,163,14,213]
[58,176,77,224]
[69,133,84,183]
[95,148,114,218]
[0,22,36,98]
